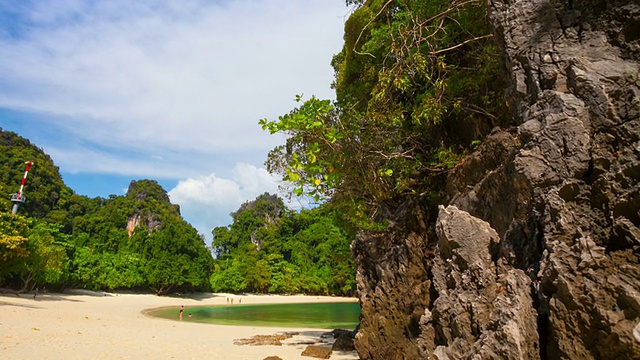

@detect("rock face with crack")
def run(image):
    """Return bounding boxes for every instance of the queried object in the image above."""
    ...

[420,205,539,359]
[352,0,640,359]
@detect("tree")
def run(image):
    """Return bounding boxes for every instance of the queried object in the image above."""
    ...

[265,253,300,293]
[16,222,67,291]
[246,259,271,293]
[209,193,356,296]
[212,226,235,257]
[0,212,30,285]
[210,263,247,293]
[72,249,144,290]
[143,221,212,294]
[261,0,505,227]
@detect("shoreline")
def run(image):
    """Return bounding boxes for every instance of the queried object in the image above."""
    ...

[1,290,360,359]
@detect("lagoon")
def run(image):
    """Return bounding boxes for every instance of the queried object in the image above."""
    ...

[146,302,360,329]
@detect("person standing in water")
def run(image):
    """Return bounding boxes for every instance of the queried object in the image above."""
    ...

[180,305,184,320]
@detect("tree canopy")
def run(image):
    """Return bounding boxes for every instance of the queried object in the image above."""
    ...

[210,194,356,296]
[0,130,214,294]
[0,129,356,297]
[261,0,506,227]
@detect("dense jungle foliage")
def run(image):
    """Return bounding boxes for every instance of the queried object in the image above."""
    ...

[210,193,355,295]
[0,129,355,296]
[0,129,214,294]
[261,0,506,227]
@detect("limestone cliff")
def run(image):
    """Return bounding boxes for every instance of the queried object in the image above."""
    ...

[352,1,640,359]
[125,180,179,237]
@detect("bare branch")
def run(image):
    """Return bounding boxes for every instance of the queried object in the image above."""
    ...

[353,0,394,58]
[430,34,493,55]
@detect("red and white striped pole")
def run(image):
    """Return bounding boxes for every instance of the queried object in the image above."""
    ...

[16,161,34,200]
[11,161,34,214]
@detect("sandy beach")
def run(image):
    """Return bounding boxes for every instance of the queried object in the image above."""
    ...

[1,290,360,359]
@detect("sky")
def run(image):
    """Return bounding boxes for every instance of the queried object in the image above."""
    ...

[0,0,351,244]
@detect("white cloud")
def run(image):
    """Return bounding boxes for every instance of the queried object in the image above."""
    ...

[0,0,349,233]
[0,0,347,157]
[168,163,283,243]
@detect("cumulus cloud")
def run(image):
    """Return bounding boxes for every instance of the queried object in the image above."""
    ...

[168,163,282,243]
[0,0,348,233]
[0,0,346,157]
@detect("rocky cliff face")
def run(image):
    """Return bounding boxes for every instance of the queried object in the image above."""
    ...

[125,180,178,236]
[352,1,640,359]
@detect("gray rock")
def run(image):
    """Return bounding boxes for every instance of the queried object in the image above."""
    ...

[421,206,539,359]
[353,0,640,359]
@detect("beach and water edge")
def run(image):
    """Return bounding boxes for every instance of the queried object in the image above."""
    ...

[1,290,360,359]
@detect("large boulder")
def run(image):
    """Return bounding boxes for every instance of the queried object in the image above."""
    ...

[419,206,539,359]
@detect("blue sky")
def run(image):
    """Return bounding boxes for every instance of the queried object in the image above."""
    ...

[0,0,350,243]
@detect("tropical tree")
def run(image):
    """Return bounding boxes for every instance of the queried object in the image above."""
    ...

[143,221,212,294]
[0,212,30,285]
[209,194,356,296]
[16,222,68,291]
[261,0,505,227]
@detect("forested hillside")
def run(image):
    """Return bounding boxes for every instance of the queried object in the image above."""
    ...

[211,193,355,295]
[0,128,356,296]
[0,129,213,294]
[0,130,68,219]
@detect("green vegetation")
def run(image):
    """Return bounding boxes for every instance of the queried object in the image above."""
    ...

[0,129,355,296]
[261,0,505,226]
[0,130,67,218]
[0,129,213,294]
[210,193,355,296]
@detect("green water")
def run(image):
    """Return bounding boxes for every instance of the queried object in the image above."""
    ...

[146,302,360,329]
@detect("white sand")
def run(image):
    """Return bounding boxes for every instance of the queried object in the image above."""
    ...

[0,291,360,359]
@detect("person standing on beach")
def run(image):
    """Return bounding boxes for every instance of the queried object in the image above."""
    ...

[180,305,184,320]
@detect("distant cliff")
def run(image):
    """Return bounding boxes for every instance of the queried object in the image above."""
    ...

[0,130,212,294]
[352,0,640,358]
[125,179,181,237]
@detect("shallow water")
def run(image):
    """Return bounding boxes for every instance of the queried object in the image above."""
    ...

[146,302,360,329]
